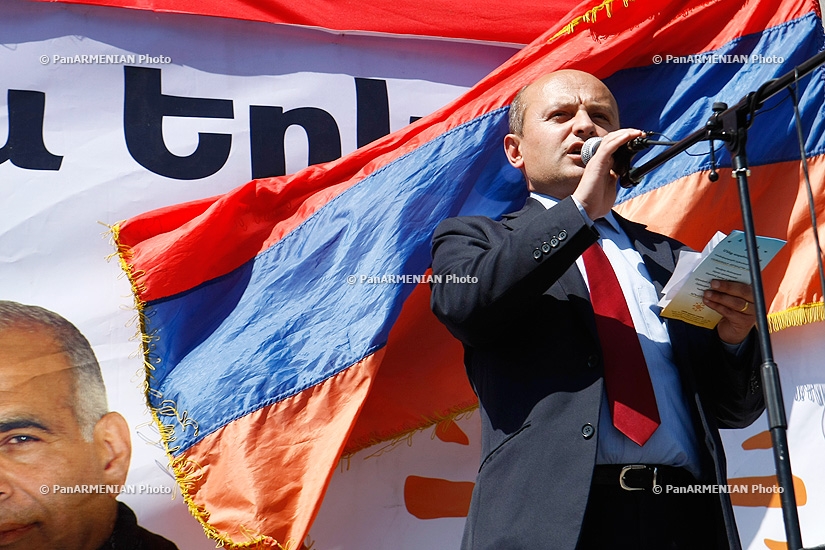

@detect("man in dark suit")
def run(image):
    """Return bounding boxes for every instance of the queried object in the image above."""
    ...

[430,70,765,549]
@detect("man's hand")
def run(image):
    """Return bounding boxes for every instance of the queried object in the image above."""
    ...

[572,128,645,220]
[703,280,757,344]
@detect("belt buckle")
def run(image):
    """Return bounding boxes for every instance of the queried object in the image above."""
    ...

[619,464,658,491]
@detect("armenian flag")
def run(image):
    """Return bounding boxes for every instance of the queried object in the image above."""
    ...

[114,0,824,547]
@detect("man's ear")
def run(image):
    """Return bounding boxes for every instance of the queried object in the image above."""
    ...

[503,133,524,169]
[93,412,132,487]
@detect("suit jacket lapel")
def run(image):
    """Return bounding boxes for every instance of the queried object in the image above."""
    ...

[614,212,678,296]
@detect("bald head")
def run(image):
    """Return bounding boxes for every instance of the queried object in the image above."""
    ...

[503,70,623,198]
[509,70,619,136]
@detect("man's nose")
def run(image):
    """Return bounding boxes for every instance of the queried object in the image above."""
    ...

[571,110,597,138]
[0,465,12,501]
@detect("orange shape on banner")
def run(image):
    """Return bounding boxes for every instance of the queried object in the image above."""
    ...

[404,476,474,519]
[742,430,774,450]
[434,418,470,445]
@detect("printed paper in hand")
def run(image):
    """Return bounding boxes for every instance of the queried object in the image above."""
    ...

[658,230,786,329]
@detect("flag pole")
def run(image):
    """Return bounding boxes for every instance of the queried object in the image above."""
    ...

[627,49,825,550]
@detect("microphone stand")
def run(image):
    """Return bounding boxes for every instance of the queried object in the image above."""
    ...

[626,48,825,550]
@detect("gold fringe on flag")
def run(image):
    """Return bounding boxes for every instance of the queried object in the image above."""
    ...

[768,302,825,332]
[108,223,282,550]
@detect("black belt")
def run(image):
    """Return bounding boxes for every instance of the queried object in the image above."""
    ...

[592,464,697,492]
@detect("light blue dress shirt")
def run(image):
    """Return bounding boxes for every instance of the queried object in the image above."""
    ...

[531,192,702,476]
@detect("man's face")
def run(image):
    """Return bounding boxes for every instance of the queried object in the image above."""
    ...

[0,326,116,550]
[505,70,620,198]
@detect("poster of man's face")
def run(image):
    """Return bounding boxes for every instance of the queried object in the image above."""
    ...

[0,302,174,550]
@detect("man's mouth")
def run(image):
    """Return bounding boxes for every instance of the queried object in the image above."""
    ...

[0,523,36,545]
[567,142,585,165]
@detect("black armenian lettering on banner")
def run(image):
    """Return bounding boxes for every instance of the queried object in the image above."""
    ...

[249,105,342,179]
[355,77,390,149]
[2,68,409,179]
[123,66,234,180]
[0,90,63,171]
[249,77,391,179]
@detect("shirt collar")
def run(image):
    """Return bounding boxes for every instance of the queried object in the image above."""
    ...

[529,191,621,233]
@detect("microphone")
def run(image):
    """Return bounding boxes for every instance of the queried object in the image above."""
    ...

[581,135,674,188]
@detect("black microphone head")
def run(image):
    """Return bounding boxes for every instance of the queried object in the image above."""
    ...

[580,135,631,173]
[579,135,637,187]
[580,137,602,166]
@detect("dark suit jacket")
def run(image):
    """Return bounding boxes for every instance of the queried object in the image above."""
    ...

[430,197,765,550]
[98,502,179,550]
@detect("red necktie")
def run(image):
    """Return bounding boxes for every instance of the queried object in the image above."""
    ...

[582,242,660,446]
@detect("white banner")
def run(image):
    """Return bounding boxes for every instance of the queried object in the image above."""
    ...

[0,1,515,548]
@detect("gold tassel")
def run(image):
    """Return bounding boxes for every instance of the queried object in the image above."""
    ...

[345,404,478,461]
[109,223,281,549]
[768,302,825,332]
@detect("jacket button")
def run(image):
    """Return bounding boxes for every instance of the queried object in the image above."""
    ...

[540,242,551,254]
[558,230,568,241]
[532,249,542,260]
[586,354,599,369]
[581,424,595,439]
[550,237,559,248]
